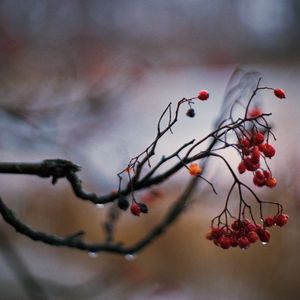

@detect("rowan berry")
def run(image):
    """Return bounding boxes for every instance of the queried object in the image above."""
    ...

[198,90,209,101]
[247,223,257,232]
[257,228,271,243]
[247,231,259,243]
[231,220,242,230]
[240,137,251,149]
[265,177,277,188]
[253,176,265,187]
[253,170,266,187]
[231,237,239,247]
[188,163,202,176]
[274,214,289,227]
[263,170,271,179]
[274,88,286,99]
[262,144,276,158]
[263,216,275,227]
[242,218,251,226]
[130,202,141,216]
[251,147,261,164]
[258,143,266,152]
[218,236,232,249]
[238,236,250,249]
[253,132,265,145]
[238,161,246,174]
[244,157,260,171]
[248,107,263,118]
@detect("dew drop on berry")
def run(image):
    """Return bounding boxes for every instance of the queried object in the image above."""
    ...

[125,253,136,261]
[88,252,98,258]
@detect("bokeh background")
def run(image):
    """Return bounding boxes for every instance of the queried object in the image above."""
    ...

[0,1,299,299]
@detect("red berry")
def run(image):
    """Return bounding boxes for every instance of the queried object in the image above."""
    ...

[240,137,251,149]
[274,88,286,99]
[230,236,239,247]
[247,223,257,232]
[258,143,266,152]
[253,175,265,187]
[247,231,259,243]
[253,170,266,187]
[198,90,209,101]
[274,214,289,227]
[265,177,277,188]
[255,170,265,180]
[231,220,242,230]
[238,236,250,249]
[218,236,232,249]
[130,203,141,216]
[210,227,224,239]
[263,216,275,227]
[238,161,246,174]
[263,144,276,158]
[257,228,271,243]
[251,147,261,164]
[248,107,262,118]
[263,170,271,179]
[253,132,265,145]
[242,219,251,226]
[244,157,260,171]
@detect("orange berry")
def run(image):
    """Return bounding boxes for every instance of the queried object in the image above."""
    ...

[265,177,277,188]
[188,163,202,176]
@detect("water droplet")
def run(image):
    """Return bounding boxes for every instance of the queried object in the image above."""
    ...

[261,242,268,245]
[96,204,104,209]
[88,252,98,258]
[125,254,136,261]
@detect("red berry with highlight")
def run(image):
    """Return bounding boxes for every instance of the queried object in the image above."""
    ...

[247,231,259,243]
[274,214,289,227]
[264,216,275,227]
[198,90,209,101]
[257,228,271,243]
[263,144,276,158]
[274,88,286,99]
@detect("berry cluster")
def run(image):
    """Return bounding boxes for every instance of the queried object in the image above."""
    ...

[186,90,209,118]
[237,131,277,188]
[206,214,288,250]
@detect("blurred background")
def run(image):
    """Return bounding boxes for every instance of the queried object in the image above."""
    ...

[0,1,299,299]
